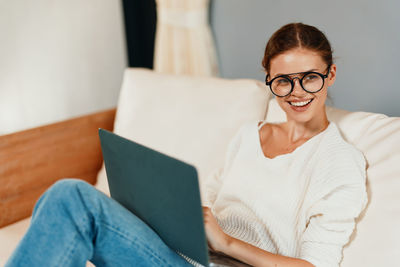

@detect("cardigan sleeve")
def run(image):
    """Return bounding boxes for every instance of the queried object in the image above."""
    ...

[201,123,246,207]
[299,145,368,267]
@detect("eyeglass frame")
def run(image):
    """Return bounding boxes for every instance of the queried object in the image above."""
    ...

[265,65,331,97]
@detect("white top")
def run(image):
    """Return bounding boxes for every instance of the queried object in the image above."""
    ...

[202,120,368,267]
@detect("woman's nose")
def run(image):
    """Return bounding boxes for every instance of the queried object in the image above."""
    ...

[291,78,306,96]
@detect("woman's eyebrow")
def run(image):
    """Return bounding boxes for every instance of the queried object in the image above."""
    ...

[275,69,318,76]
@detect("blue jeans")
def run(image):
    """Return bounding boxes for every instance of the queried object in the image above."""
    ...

[6,178,193,267]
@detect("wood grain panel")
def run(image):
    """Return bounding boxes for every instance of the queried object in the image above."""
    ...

[0,108,116,228]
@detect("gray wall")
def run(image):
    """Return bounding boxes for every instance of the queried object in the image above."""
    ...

[210,0,400,117]
[0,0,126,135]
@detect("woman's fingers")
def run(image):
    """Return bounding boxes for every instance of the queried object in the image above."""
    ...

[203,206,211,220]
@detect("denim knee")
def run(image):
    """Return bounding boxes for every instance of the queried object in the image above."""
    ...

[47,178,91,198]
[33,178,93,213]
[52,178,91,192]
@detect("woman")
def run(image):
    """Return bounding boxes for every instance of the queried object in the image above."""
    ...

[201,23,368,267]
[6,23,368,267]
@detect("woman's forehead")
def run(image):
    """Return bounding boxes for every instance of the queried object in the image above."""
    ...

[269,49,325,76]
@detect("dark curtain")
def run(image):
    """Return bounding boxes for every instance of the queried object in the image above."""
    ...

[121,0,157,68]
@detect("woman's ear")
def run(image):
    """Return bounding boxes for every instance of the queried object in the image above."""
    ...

[327,64,337,86]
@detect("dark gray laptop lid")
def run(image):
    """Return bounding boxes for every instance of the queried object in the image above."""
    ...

[98,129,209,266]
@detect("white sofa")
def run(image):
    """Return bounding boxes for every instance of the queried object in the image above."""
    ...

[1,68,399,266]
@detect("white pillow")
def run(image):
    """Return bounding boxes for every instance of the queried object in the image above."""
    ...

[265,98,400,267]
[96,68,271,199]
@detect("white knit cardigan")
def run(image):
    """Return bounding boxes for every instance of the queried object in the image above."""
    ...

[202,120,368,267]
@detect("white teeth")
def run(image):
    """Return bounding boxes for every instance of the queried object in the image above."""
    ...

[289,99,313,107]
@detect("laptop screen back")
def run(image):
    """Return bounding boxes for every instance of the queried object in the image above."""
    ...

[99,129,209,266]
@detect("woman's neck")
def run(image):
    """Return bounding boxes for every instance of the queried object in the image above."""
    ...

[283,112,329,143]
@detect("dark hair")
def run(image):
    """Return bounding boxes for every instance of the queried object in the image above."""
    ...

[262,23,333,74]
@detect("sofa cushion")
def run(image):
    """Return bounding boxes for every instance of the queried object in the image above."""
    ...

[96,68,272,200]
[0,218,30,266]
[265,98,400,267]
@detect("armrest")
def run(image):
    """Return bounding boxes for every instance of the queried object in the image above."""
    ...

[0,108,116,228]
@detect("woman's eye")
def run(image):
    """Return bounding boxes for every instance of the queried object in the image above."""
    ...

[305,74,318,80]
[276,78,289,84]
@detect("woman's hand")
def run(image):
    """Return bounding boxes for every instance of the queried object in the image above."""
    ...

[202,206,231,253]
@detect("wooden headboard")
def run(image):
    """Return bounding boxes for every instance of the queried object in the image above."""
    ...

[0,108,116,228]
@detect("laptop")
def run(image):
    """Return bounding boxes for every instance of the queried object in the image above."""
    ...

[98,129,250,267]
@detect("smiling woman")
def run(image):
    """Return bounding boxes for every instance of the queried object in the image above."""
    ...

[263,23,336,129]
[201,23,368,267]
[266,49,335,126]
[251,24,339,162]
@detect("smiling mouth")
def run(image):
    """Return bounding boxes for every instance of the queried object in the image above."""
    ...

[288,99,314,107]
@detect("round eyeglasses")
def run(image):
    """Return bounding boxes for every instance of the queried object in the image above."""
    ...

[265,65,331,97]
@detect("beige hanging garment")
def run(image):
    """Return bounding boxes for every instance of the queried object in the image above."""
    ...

[154,0,219,76]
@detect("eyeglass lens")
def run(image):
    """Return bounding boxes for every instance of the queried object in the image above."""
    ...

[271,73,324,96]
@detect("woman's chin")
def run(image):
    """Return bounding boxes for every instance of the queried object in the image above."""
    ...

[283,107,315,122]
[284,105,326,124]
